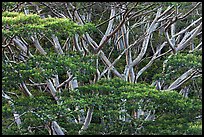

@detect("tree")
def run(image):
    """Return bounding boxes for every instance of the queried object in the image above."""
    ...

[2,2,202,135]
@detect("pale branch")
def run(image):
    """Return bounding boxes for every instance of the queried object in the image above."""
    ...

[26,83,47,86]
[164,3,201,32]
[167,68,197,90]
[122,16,135,82]
[41,2,66,18]
[40,34,55,47]
[96,10,126,28]
[107,46,115,60]
[13,38,28,53]
[135,42,167,82]
[21,82,33,97]
[50,121,65,135]
[73,34,83,53]
[157,5,174,20]
[70,77,79,90]
[4,91,19,98]
[51,34,64,55]
[52,74,61,93]
[98,6,116,46]
[62,37,70,50]
[98,33,146,80]
[19,37,34,57]
[99,51,123,78]
[94,57,101,82]
[157,10,176,22]
[155,49,172,60]
[67,4,98,50]
[69,3,85,24]
[127,3,155,19]
[79,107,94,134]
[64,3,73,19]
[128,7,158,22]
[95,5,135,53]
[115,19,146,47]
[68,3,122,78]
[84,33,98,49]
[179,86,190,98]
[189,41,202,53]
[2,90,12,101]
[130,7,162,68]
[165,30,176,53]
[129,33,151,68]
[176,22,202,52]
[170,22,176,45]
[46,79,58,101]
[179,2,201,20]
[56,75,74,90]
[172,17,202,38]
[192,74,202,79]
[80,36,90,55]
[31,35,47,55]
[2,91,22,128]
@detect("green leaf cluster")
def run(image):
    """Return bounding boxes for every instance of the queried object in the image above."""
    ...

[2,52,96,89]
[2,11,96,37]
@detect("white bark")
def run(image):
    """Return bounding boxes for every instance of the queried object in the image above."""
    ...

[14,113,22,126]
[84,33,97,49]
[167,69,197,90]
[99,6,115,46]
[52,74,61,93]
[135,42,167,82]
[31,35,47,55]
[173,17,202,38]
[13,38,27,53]
[99,32,147,80]
[124,8,164,81]
[69,3,123,78]
[69,3,84,24]
[21,82,33,97]
[71,78,79,90]
[79,107,94,134]
[2,91,22,127]
[165,30,175,51]
[99,51,123,78]
[50,121,65,135]
[126,21,135,82]
[170,22,176,47]
[56,75,73,90]
[130,7,162,68]
[189,41,202,52]
[51,34,64,54]
[46,79,58,101]
[67,72,85,124]
[144,110,155,121]
[137,107,144,119]
[74,34,83,53]
[52,75,60,87]
[176,22,202,52]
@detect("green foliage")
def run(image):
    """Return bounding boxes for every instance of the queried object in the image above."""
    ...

[2,78,201,135]
[3,64,202,135]
[157,50,202,88]
[2,52,96,92]
[2,2,202,135]
[2,2,18,11]
[141,116,202,135]
[2,11,96,37]
[67,78,201,135]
